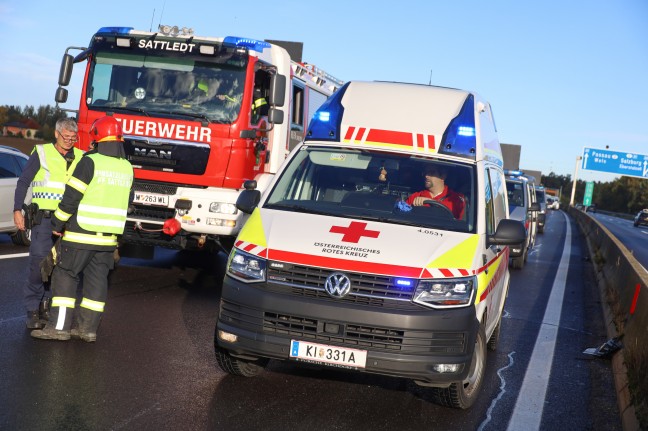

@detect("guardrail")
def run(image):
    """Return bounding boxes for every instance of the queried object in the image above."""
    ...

[569,207,647,430]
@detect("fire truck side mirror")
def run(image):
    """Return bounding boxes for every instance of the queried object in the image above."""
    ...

[268,108,284,125]
[59,54,74,86]
[55,87,69,104]
[269,74,286,107]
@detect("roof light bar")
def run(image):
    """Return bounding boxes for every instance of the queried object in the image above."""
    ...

[439,94,477,161]
[305,82,350,142]
[223,36,270,53]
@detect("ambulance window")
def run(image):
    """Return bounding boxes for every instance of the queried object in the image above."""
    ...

[489,168,507,228]
[484,168,495,235]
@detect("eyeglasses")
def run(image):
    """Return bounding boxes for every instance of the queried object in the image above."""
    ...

[57,131,78,143]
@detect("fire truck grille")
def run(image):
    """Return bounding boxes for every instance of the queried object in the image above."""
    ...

[133,181,178,195]
[265,262,419,310]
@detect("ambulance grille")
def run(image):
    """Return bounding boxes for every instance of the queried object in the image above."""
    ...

[266,262,418,310]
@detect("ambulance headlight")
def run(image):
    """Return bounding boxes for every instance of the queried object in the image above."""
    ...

[227,249,266,283]
[413,277,475,308]
[210,202,238,215]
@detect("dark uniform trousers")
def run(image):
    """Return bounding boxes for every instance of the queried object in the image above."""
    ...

[24,215,56,312]
[49,244,115,333]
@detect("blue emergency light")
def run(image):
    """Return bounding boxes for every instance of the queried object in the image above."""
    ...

[393,278,415,291]
[223,36,271,53]
[439,94,477,160]
[305,83,349,142]
[96,27,134,35]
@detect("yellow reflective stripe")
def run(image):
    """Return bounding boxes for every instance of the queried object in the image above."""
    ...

[67,177,88,193]
[63,231,118,246]
[78,204,127,216]
[253,98,267,109]
[52,296,76,308]
[54,207,73,221]
[80,297,105,312]
[236,207,267,247]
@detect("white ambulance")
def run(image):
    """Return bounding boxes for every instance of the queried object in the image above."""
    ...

[215,81,525,409]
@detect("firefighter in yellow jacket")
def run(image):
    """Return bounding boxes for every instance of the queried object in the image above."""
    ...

[31,116,133,342]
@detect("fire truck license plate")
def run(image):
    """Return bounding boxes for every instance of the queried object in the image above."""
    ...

[134,192,169,207]
[289,340,367,369]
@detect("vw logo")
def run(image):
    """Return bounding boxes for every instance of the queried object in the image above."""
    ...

[324,272,351,298]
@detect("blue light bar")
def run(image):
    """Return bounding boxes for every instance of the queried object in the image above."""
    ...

[439,94,476,160]
[305,83,350,142]
[223,36,270,53]
[96,27,133,35]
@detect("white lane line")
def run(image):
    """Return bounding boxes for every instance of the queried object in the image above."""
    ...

[507,211,571,431]
[0,252,29,259]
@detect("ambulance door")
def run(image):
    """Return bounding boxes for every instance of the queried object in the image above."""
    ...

[484,166,509,327]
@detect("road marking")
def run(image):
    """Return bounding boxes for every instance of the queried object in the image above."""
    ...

[0,252,29,259]
[507,211,571,431]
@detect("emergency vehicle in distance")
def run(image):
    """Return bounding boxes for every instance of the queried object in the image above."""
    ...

[54,25,343,254]
[214,81,526,409]
[504,170,540,269]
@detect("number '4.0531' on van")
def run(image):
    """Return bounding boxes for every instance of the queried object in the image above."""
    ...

[214,81,526,409]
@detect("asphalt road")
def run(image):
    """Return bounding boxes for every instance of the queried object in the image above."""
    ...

[0,212,622,430]
[588,211,648,270]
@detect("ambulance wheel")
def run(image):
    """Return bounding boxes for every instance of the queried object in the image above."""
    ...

[431,324,486,409]
[11,228,31,246]
[487,314,502,351]
[511,255,524,270]
[214,345,267,377]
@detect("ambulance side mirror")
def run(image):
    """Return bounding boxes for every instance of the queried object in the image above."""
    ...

[236,180,261,214]
[488,219,526,247]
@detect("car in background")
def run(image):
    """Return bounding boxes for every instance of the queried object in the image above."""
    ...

[505,171,540,269]
[547,197,560,210]
[534,186,548,233]
[634,209,648,228]
[0,145,31,246]
[586,204,597,213]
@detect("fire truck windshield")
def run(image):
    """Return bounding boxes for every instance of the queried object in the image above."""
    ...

[86,50,247,123]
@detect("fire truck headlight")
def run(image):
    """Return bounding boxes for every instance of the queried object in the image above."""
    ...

[413,277,475,309]
[227,249,266,282]
[209,202,238,215]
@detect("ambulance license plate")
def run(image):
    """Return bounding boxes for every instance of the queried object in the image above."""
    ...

[134,192,169,207]
[289,340,367,369]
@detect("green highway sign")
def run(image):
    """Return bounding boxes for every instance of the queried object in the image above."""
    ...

[583,181,594,206]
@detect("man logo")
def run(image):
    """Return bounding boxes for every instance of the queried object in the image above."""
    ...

[324,272,351,298]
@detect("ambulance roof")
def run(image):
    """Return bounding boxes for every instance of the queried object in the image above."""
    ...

[306,81,503,167]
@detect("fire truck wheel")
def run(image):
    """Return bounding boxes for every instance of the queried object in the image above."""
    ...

[214,345,268,377]
[11,228,31,246]
[431,323,486,409]
[511,255,525,270]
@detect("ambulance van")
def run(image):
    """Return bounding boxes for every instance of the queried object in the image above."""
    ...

[215,81,525,409]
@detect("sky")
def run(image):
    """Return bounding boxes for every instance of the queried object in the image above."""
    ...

[1,0,647,183]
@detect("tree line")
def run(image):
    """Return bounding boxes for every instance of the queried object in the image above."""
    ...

[543,172,647,215]
[1,104,69,142]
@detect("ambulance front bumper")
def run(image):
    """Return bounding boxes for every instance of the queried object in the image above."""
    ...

[216,276,480,384]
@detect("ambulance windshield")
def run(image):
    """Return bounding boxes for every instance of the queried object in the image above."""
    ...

[265,147,477,233]
[85,49,246,123]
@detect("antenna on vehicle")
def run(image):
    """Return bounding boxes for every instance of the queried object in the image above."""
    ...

[428,69,433,85]
[149,9,156,32]
[157,0,167,29]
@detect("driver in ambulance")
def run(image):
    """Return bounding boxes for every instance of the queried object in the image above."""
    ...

[406,165,466,219]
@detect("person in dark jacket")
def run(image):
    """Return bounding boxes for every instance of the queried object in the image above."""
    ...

[13,118,83,329]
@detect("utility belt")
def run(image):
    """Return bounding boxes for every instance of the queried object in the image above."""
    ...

[23,203,54,229]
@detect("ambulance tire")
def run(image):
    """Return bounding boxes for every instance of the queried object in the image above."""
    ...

[431,324,486,409]
[11,228,31,246]
[487,314,502,351]
[214,345,268,377]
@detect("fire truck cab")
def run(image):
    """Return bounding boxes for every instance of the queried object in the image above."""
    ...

[55,25,342,255]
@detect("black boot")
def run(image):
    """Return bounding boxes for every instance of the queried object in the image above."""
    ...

[26,310,44,329]
[38,297,51,324]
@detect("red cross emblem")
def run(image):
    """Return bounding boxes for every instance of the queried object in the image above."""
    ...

[329,221,380,243]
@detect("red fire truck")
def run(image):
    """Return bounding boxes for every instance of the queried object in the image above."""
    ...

[55,25,343,255]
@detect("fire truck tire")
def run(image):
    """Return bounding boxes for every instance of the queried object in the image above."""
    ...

[11,228,31,246]
[214,346,268,377]
[431,324,486,409]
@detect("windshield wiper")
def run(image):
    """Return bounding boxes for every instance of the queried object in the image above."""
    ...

[106,106,150,117]
[265,203,333,216]
[165,111,212,124]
